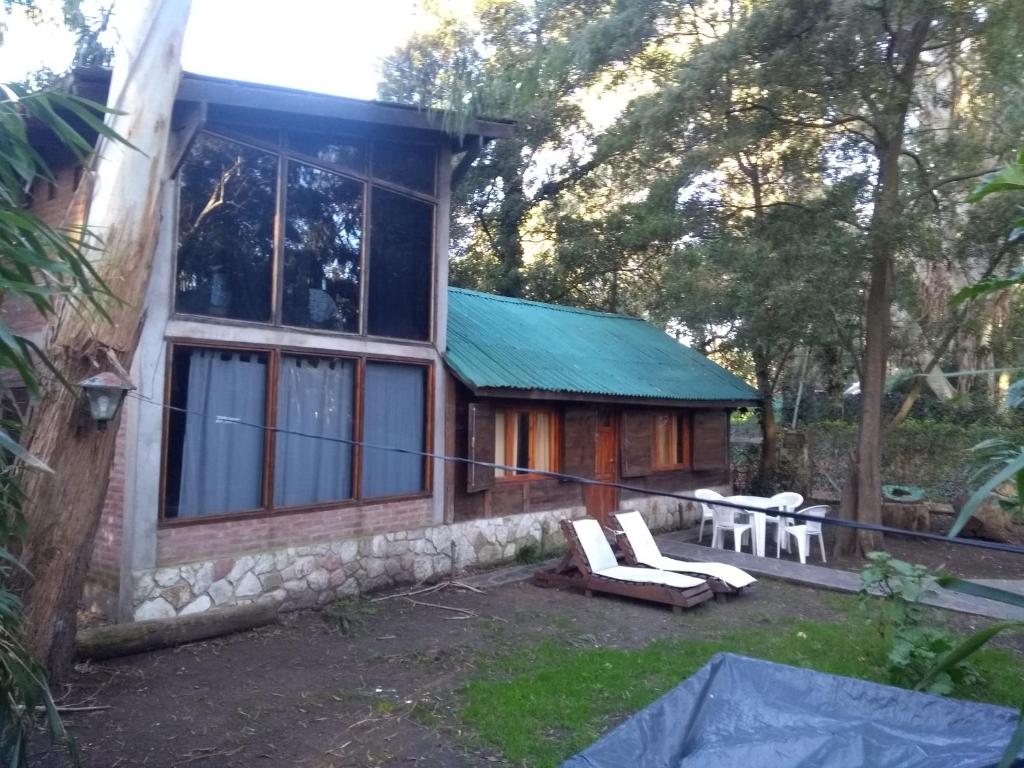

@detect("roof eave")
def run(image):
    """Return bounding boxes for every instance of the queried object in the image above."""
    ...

[71,67,515,144]
[466,384,757,409]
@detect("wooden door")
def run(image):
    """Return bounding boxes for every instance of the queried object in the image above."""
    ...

[585,408,619,527]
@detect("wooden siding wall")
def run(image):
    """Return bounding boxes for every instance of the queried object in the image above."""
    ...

[447,373,733,523]
[449,378,582,521]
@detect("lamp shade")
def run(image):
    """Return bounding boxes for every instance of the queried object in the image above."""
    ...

[79,371,135,428]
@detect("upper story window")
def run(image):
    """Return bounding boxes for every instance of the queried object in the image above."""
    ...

[175,127,437,341]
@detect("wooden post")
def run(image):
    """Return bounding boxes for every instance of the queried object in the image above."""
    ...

[17,0,193,682]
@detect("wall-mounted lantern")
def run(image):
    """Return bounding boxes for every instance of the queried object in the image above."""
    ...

[79,371,135,431]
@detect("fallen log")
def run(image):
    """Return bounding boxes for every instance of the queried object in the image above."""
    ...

[76,602,280,661]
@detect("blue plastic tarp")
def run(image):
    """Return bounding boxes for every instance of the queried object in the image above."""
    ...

[562,653,1023,768]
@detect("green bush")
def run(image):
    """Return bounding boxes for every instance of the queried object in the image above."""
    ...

[859,553,978,695]
[805,419,1024,503]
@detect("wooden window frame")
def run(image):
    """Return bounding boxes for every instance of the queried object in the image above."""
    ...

[172,126,439,344]
[652,410,693,472]
[494,406,561,482]
[158,339,433,528]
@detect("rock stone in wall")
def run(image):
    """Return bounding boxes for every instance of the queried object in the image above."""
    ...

[252,554,275,575]
[164,582,193,610]
[280,555,315,582]
[208,578,235,606]
[260,572,284,591]
[153,568,181,588]
[180,594,212,615]
[235,571,263,598]
[226,556,255,586]
[185,562,214,595]
[135,596,176,621]
[307,568,330,592]
[133,570,156,604]
[212,558,234,581]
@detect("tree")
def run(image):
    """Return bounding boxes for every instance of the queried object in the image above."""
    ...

[14,0,192,682]
[380,0,666,302]
[384,0,1024,501]
[558,0,1024,550]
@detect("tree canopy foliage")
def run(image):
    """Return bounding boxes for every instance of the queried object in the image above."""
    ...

[382,0,1024,540]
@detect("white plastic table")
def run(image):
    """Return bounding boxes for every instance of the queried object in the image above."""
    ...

[723,495,792,557]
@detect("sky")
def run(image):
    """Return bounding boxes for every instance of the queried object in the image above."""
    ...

[0,0,458,98]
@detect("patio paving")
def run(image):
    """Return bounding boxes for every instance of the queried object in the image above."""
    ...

[655,529,1024,622]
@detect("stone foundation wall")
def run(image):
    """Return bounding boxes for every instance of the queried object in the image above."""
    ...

[132,504,579,620]
[130,484,729,621]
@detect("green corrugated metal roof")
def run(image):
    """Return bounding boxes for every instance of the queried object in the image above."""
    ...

[445,288,758,403]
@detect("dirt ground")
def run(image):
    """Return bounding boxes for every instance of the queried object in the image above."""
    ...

[34,578,855,768]
[33,523,1024,768]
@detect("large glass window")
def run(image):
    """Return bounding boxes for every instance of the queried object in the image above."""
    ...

[175,127,437,341]
[274,355,355,507]
[282,163,363,332]
[494,408,557,478]
[289,130,365,174]
[176,135,277,321]
[361,362,426,497]
[367,189,433,340]
[163,347,428,520]
[164,347,268,518]
[373,140,435,194]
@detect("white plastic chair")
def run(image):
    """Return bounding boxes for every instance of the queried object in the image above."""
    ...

[694,488,722,542]
[770,492,804,556]
[782,505,829,564]
[709,501,753,553]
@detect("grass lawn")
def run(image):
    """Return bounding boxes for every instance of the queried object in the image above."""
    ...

[459,608,1024,768]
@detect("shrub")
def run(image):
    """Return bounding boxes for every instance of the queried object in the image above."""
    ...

[859,553,979,695]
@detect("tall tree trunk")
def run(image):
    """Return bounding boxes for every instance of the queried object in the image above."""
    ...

[754,350,778,485]
[16,0,192,683]
[836,16,931,556]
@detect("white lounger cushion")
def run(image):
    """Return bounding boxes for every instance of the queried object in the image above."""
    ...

[614,511,757,589]
[572,518,619,572]
[570,519,705,589]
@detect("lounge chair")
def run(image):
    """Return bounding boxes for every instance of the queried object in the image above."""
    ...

[552,518,713,612]
[613,511,757,593]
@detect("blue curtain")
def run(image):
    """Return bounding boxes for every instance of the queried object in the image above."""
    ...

[178,349,266,517]
[273,355,354,507]
[361,362,425,497]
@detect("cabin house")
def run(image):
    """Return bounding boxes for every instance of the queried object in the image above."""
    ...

[444,289,757,529]
[18,69,755,624]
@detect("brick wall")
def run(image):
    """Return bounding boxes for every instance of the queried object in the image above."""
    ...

[157,497,433,566]
[87,419,126,589]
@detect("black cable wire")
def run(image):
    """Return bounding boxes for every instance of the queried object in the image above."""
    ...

[127,391,1024,557]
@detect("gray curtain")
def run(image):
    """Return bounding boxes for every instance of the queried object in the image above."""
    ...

[178,349,266,517]
[274,355,354,507]
[361,362,425,497]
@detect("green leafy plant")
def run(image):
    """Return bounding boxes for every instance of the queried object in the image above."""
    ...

[321,598,376,636]
[859,553,978,695]
[514,542,544,565]
[0,81,128,766]
[968,438,1024,517]
[949,151,1024,537]
[917,578,1024,767]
